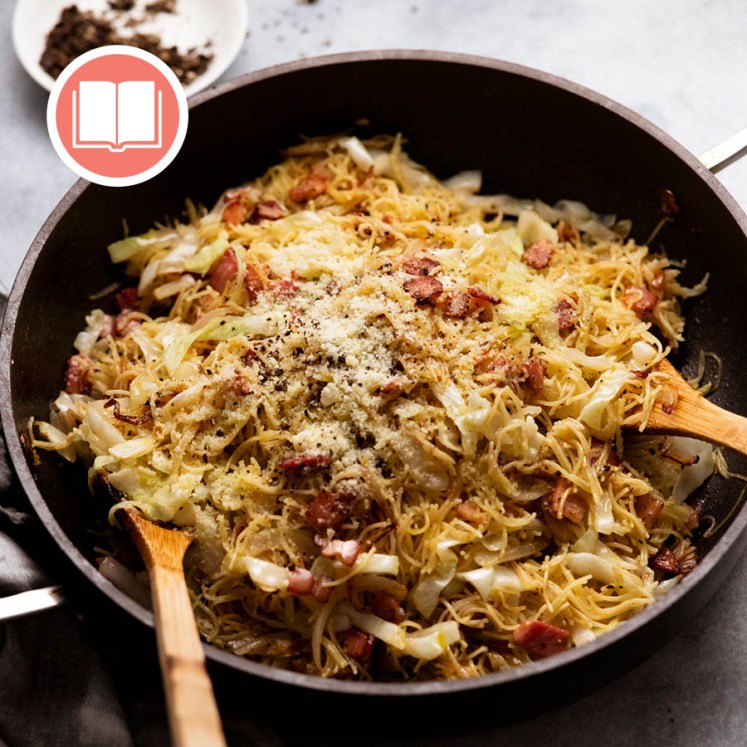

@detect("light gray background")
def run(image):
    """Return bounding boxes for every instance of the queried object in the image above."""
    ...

[2,1,747,745]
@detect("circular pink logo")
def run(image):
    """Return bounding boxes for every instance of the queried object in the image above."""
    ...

[46,45,188,187]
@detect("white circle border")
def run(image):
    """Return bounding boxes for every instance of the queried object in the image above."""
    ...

[46,45,189,188]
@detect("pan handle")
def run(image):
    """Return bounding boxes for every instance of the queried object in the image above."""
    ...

[0,585,67,622]
[699,127,747,173]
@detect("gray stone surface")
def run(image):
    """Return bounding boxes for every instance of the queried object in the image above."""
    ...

[2,1,747,744]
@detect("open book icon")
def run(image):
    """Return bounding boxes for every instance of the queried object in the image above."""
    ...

[72,81,163,152]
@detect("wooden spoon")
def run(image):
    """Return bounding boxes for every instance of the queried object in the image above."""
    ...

[121,508,227,747]
[634,359,747,457]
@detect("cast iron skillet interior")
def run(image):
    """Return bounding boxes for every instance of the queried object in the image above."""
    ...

[2,52,747,713]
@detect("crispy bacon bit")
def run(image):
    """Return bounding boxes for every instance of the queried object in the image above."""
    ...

[401,255,440,276]
[252,200,288,222]
[98,314,116,339]
[115,311,141,337]
[442,292,471,319]
[635,493,665,528]
[554,298,576,332]
[115,287,139,311]
[244,264,266,303]
[622,285,658,314]
[677,545,698,575]
[271,276,299,299]
[221,200,250,227]
[221,186,260,226]
[209,249,239,292]
[343,629,375,664]
[589,437,621,467]
[103,398,152,426]
[64,354,92,395]
[659,386,678,415]
[311,575,332,602]
[289,173,329,203]
[380,376,409,396]
[307,489,349,531]
[467,286,501,305]
[287,568,314,595]
[318,538,360,567]
[556,220,579,243]
[632,369,649,379]
[232,374,253,396]
[373,591,406,624]
[403,275,443,306]
[521,239,555,270]
[279,452,332,471]
[456,500,482,523]
[651,547,680,575]
[513,620,569,659]
[658,189,680,218]
[522,358,545,394]
[543,477,587,525]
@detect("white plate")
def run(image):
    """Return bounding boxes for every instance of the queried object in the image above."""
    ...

[12,0,248,97]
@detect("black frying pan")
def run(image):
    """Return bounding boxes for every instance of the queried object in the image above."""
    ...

[2,51,747,718]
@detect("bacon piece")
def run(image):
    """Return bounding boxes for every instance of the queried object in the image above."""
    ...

[467,286,501,305]
[319,538,360,567]
[221,186,260,226]
[271,275,299,299]
[287,568,314,595]
[403,275,443,306]
[513,620,569,659]
[651,547,680,575]
[522,358,545,394]
[635,493,665,528]
[115,311,141,337]
[456,500,482,523]
[677,545,698,575]
[343,629,375,664]
[442,292,471,319]
[244,263,266,301]
[221,200,250,226]
[521,239,556,270]
[311,575,332,602]
[64,354,92,395]
[556,221,579,243]
[589,437,621,467]
[554,298,576,332]
[115,287,139,311]
[98,314,116,339]
[542,477,587,525]
[401,256,440,276]
[209,249,239,292]
[288,173,329,203]
[252,200,288,222]
[380,377,409,396]
[373,591,405,624]
[103,398,152,426]
[307,489,349,531]
[279,452,332,472]
[658,188,680,218]
[622,285,658,314]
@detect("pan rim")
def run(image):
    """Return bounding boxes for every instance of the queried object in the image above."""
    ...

[2,48,747,697]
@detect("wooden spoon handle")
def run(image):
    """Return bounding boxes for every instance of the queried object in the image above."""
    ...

[149,562,227,747]
[646,391,747,457]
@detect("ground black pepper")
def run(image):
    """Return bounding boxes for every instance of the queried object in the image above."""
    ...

[40,4,214,86]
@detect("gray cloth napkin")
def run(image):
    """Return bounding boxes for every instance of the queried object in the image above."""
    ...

[0,438,135,747]
[0,295,285,747]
